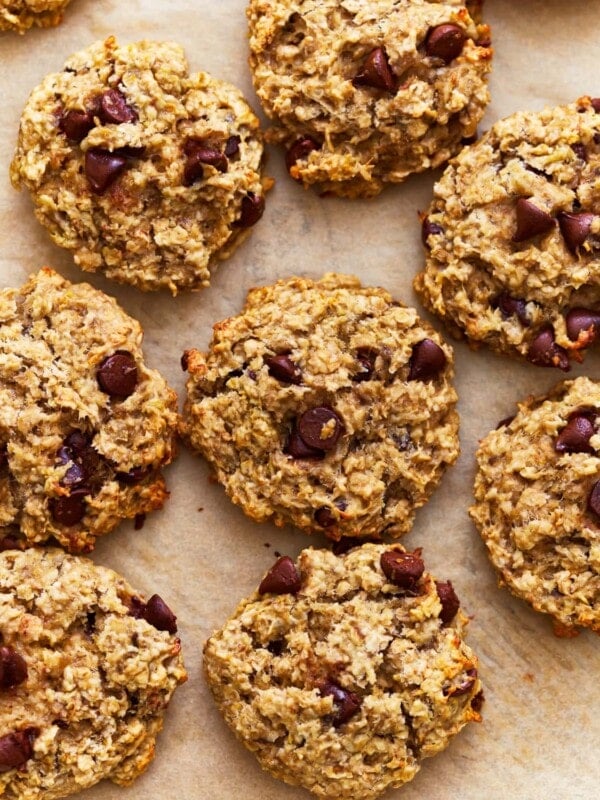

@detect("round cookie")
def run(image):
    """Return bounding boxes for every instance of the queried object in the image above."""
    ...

[247,0,492,198]
[471,376,600,634]
[0,547,186,798]
[414,97,600,371]
[0,0,72,33]
[10,37,269,294]
[204,543,483,800]
[0,268,177,552]
[181,273,459,540]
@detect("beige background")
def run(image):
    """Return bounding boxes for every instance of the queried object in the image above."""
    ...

[1,1,599,798]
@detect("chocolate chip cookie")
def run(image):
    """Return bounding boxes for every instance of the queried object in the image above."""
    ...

[247,0,492,197]
[0,547,186,797]
[204,543,483,800]
[10,37,269,293]
[0,0,71,33]
[0,268,177,552]
[181,274,459,540]
[471,376,600,634]
[414,97,600,370]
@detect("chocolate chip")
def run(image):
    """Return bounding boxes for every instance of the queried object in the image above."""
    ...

[134,513,145,530]
[407,338,447,381]
[297,408,344,451]
[471,690,485,712]
[591,98,600,113]
[318,680,362,727]
[234,192,265,228]
[353,347,378,382]
[421,217,444,247]
[0,536,21,552]
[527,327,570,371]
[445,668,478,697]
[0,647,27,690]
[571,143,588,161]
[266,639,285,656]
[435,580,460,624]
[555,415,595,454]
[285,136,320,174]
[380,550,424,589]
[57,430,98,488]
[85,611,96,637]
[425,24,467,63]
[558,211,594,255]
[180,352,190,371]
[59,109,95,142]
[127,596,146,619]
[258,556,301,595]
[53,719,69,729]
[97,351,138,398]
[566,307,600,343]
[495,292,530,326]
[588,481,600,518]
[314,507,336,528]
[84,149,128,194]
[0,730,36,772]
[224,135,241,158]
[352,47,396,92]
[49,489,87,526]
[513,198,556,242]
[284,430,325,460]
[115,466,150,485]
[183,140,228,186]
[99,89,137,125]
[495,415,515,430]
[143,594,177,634]
[265,354,302,385]
[113,145,146,158]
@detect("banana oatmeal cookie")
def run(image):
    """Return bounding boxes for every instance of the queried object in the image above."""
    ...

[0,268,177,552]
[0,547,186,798]
[181,273,459,540]
[11,37,269,293]
[471,376,600,634]
[204,543,483,800]
[0,0,72,33]
[247,0,492,197]
[415,97,600,370]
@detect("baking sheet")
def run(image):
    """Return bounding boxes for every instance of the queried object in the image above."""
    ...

[1,1,599,798]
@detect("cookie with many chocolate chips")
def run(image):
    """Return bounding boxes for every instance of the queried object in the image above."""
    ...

[414,97,600,369]
[0,0,72,33]
[247,0,492,197]
[10,37,269,293]
[0,548,186,798]
[180,274,459,540]
[204,543,482,800]
[471,376,600,634]
[0,268,177,552]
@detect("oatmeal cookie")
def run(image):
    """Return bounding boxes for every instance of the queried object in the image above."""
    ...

[0,0,72,33]
[0,268,177,552]
[204,543,483,800]
[471,376,600,634]
[10,37,269,293]
[181,273,459,540]
[247,0,492,197]
[414,97,600,370]
[0,547,186,798]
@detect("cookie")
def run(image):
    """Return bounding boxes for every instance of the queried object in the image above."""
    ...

[0,547,186,798]
[0,0,71,33]
[181,273,459,540]
[414,97,600,370]
[204,543,483,800]
[0,268,177,552]
[247,0,492,198]
[471,376,600,634]
[10,37,269,294]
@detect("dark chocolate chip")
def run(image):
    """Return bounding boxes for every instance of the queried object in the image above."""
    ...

[0,647,27,690]
[50,489,87,526]
[527,327,570,371]
[183,141,228,186]
[97,351,138,398]
[421,217,444,247]
[285,136,320,174]
[571,143,588,162]
[265,354,302,385]
[495,292,530,326]
[84,149,128,194]
[85,611,96,637]
[59,109,94,142]
[435,580,460,624]
[471,690,485,712]
[558,211,594,255]
[0,730,36,772]
[143,594,177,634]
[258,556,301,595]
[53,719,69,729]
[180,352,190,371]
[127,596,146,619]
[115,466,150,485]
[555,415,595,454]
[331,536,364,556]
[134,513,145,530]
[407,338,447,381]
[234,192,265,228]
[353,347,378,382]
[513,198,556,242]
[319,680,362,727]
[591,98,600,113]
[224,135,241,158]
[352,47,396,92]
[314,507,336,528]
[380,550,425,589]
[266,639,285,656]
[0,536,21,552]
[99,89,137,124]
[588,481,600,518]
[284,429,325,459]
[113,145,146,158]
[566,307,600,343]
[495,415,515,430]
[297,407,344,451]
[64,431,89,453]
[425,24,467,63]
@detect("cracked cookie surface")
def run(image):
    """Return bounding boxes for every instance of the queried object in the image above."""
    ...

[10,37,268,293]
[471,377,600,634]
[204,543,482,800]
[0,0,72,33]
[414,97,600,370]
[0,268,177,552]
[0,548,186,799]
[247,0,491,197]
[181,273,459,540]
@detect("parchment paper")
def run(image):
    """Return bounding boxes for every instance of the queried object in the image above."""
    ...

[1,1,599,798]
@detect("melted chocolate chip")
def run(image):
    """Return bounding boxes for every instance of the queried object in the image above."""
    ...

[352,47,396,92]
[59,109,95,142]
[435,580,460,624]
[513,198,556,242]
[558,211,594,255]
[555,415,595,454]
[495,292,530,326]
[527,327,570,371]
[319,680,362,727]
[284,430,325,460]
[50,489,88,526]
[115,466,150,485]
[314,507,336,528]
[143,595,177,634]
[85,149,128,194]
[471,690,485,712]
[380,550,424,589]
[99,89,137,125]
[0,647,27,690]
[224,135,241,158]
[353,347,378,382]
[97,351,138,398]
[285,136,320,174]
[0,730,36,772]
[425,24,467,63]
[421,217,444,247]
[566,307,600,343]
[183,140,228,186]
[234,192,265,228]
[258,556,301,595]
[297,407,344,451]
[407,339,447,381]
[265,354,302,385]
